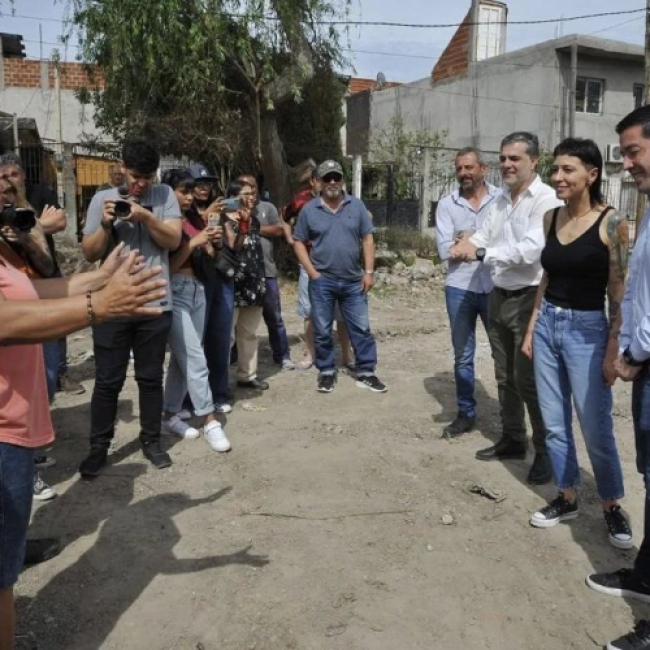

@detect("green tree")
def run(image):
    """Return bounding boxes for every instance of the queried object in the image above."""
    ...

[67,0,349,205]
[369,116,446,200]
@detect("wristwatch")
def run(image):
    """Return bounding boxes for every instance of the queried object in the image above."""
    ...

[623,346,645,367]
[476,247,486,262]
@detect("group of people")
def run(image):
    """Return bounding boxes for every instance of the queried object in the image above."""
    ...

[0,140,387,649]
[436,106,650,649]
[6,103,650,649]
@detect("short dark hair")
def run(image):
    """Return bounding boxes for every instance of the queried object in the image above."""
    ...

[121,139,159,175]
[161,169,196,192]
[616,105,650,137]
[226,179,251,198]
[553,137,604,205]
[501,132,540,158]
[455,147,485,166]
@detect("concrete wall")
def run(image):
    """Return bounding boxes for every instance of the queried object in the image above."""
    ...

[0,58,106,143]
[368,41,644,157]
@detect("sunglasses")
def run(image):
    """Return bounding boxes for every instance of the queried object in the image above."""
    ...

[322,173,343,183]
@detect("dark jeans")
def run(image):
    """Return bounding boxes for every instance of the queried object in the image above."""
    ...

[43,341,59,402]
[633,368,650,581]
[58,337,68,376]
[204,274,235,404]
[487,287,546,454]
[263,277,290,363]
[308,275,377,376]
[445,286,489,419]
[89,313,172,449]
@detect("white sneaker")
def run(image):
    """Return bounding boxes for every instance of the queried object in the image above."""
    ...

[204,421,231,452]
[214,403,232,414]
[162,415,200,439]
[34,473,57,501]
[281,359,296,370]
[177,409,192,420]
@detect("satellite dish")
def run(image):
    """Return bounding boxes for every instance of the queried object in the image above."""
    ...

[376,71,387,87]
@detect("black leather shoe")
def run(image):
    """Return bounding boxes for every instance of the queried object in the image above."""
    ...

[442,415,476,439]
[142,441,172,470]
[237,378,270,390]
[527,453,553,485]
[476,437,527,461]
[24,538,61,567]
[79,447,108,478]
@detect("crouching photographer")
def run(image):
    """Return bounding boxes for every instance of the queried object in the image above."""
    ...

[0,230,167,650]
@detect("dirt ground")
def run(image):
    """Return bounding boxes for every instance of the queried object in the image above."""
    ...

[14,279,647,650]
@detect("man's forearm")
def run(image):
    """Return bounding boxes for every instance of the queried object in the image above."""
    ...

[260,224,284,238]
[32,267,108,299]
[362,235,375,272]
[141,214,182,250]
[82,228,111,262]
[294,241,318,277]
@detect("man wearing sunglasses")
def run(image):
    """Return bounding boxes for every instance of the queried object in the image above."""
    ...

[293,160,386,394]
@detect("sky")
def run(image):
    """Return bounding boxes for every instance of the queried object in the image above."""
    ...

[0,0,646,83]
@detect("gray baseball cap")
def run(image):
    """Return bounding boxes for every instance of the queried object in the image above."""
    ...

[317,160,343,179]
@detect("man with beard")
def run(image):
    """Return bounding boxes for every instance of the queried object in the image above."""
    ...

[451,132,562,485]
[436,148,500,438]
[293,160,386,394]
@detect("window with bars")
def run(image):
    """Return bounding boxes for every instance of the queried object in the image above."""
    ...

[576,77,604,114]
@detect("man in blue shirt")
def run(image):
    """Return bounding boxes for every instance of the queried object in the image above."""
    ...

[436,148,499,437]
[293,160,386,394]
[585,105,650,650]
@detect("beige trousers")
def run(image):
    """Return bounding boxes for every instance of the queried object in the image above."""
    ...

[231,306,263,382]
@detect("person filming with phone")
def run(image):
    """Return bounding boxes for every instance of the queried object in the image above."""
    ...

[80,139,182,477]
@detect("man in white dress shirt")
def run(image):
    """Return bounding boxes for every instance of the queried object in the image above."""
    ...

[451,132,562,485]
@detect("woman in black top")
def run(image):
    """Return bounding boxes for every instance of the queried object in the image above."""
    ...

[521,138,631,548]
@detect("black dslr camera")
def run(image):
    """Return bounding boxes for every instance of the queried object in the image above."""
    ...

[0,205,37,233]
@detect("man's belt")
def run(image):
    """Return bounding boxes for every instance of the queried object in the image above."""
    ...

[494,286,536,299]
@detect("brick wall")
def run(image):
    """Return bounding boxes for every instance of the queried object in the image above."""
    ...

[2,58,103,90]
[431,9,471,84]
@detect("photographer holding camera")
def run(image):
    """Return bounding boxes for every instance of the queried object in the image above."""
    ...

[80,139,182,477]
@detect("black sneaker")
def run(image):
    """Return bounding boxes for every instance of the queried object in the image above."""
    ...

[79,447,108,478]
[608,620,650,650]
[317,374,337,393]
[24,537,61,567]
[142,441,172,469]
[35,454,56,469]
[605,506,634,550]
[530,493,578,528]
[442,415,476,439]
[356,375,387,393]
[586,569,650,604]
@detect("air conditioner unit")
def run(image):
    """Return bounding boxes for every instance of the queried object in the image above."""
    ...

[605,143,623,164]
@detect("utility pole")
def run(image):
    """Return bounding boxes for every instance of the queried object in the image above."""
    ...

[635,0,650,238]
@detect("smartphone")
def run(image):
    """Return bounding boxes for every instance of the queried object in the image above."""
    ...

[223,197,240,212]
[208,213,220,229]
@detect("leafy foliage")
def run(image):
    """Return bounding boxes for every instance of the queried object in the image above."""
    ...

[368,117,446,200]
[66,0,350,202]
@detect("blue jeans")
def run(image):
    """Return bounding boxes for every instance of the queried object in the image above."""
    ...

[533,301,624,501]
[444,286,489,418]
[632,368,650,580]
[263,278,290,363]
[164,275,213,417]
[43,341,59,402]
[0,442,34,589]
[204,274,235,404]
[308,275,377,376]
